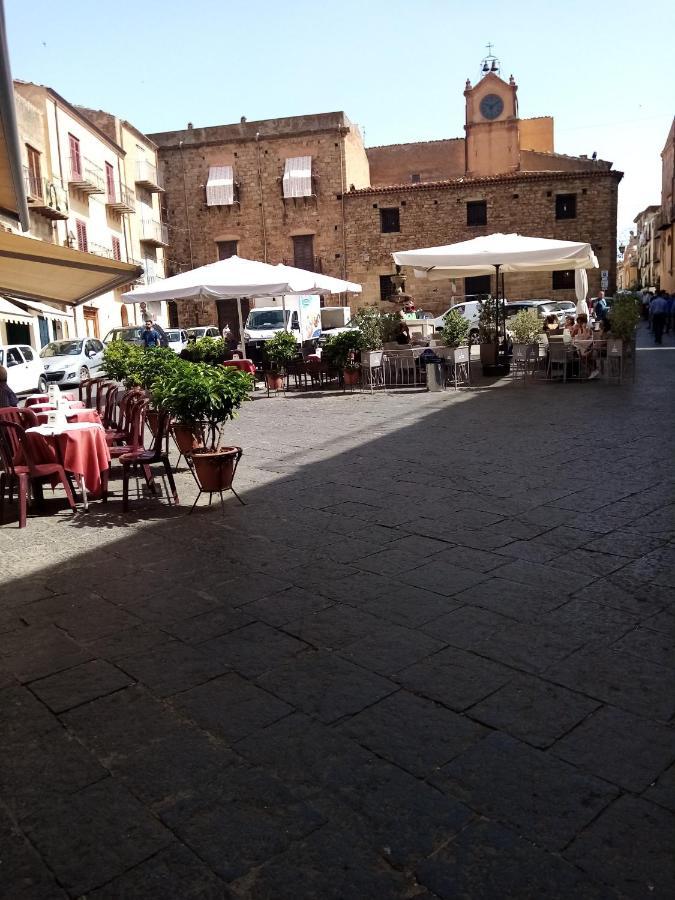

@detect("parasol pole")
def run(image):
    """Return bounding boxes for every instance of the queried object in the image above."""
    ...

[237,296,245,355]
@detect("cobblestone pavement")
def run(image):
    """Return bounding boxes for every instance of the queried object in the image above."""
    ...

[1,324,674,899]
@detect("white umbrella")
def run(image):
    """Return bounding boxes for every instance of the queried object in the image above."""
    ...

[393,233,599,279]
[121,256,361,348]
[574,268,589,317]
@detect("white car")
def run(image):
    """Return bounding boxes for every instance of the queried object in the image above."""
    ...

[40,338,105,386]
[165,328,188,354]
[186,326,220,341]
[431,300,482,339]
[0,344,48,395]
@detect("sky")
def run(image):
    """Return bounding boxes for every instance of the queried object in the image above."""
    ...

[6,0,674,244]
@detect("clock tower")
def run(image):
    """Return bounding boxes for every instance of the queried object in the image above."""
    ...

[464,52,520,178]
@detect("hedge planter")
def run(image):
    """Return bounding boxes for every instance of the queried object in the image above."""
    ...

[189,446,245,511]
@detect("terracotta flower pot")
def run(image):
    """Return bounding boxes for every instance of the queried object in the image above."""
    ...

[343,368,360,386]
[264,371,284,391]
[192,446,240,492]
[172,422,203,455]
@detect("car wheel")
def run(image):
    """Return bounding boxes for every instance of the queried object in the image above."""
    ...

[37,375,48,393]
[79,365,90,383]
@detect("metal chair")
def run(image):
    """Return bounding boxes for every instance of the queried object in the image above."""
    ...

[546,343,568,382]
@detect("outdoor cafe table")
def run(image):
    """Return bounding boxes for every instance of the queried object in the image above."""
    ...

[24,393,77,406]
[23,422,111,509]
[27,400,86,413]
[222,359,257,376]
[34,408,100,426]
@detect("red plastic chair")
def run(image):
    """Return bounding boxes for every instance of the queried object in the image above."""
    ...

[0,421,76,528]
[105,389,143,445]
[120,410,178,511]
[24,395,49,407]
[0,406,39,430]
[108,397,148,460]
[101,383,120,429]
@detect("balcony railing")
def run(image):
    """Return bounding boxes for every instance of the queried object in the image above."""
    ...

[135,159,163,192]
[88,242,114,259]
[106,182,136,213]
[139,219,169,246]
[68,155,105,194]
[282,256,323,274]
[23,168,69,220]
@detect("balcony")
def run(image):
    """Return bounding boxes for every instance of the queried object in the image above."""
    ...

[106,183,136,214]
[283,256,323,273]
[68,156,105,194]
[88,242,114,259]
[139,220,169,247]
[23,169,69,220]
[135,159,163,192]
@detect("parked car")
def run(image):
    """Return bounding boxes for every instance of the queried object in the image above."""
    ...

[0,344,48,394]
[103,324,170,348]
[165,328,188,354]
[186,326,220,341]
[40,338,105,385]
[504,300,561,323]
[430,300,482,339]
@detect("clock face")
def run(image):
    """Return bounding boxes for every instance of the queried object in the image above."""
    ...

[479,93,504,120]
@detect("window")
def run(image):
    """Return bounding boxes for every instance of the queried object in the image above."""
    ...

[283,156,313,198]
[467,201,487,226]
[555,194,577,220]
[465,275,492,296]
[411,173,421,184]
[217,240,238,260]
[111,236,121,261]
[75,220,88,253]
[293,234,315,271]
[206,166,234,206]
[69,134,81,179]
[105,162,115,201]
[26,145,41,197]
[552,270,575,290]
[6,348,22,366]
[379,274,396,301]
[379,208,400,233]
[20,346,34,361]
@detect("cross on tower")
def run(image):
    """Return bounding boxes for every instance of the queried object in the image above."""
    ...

[485,42,494,55]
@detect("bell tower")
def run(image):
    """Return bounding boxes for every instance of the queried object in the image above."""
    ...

[464,48,520,177]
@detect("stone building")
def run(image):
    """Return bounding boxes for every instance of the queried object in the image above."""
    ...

[634,204,661,290]
[153,61,622,325]
[658,118,675,294]
[618,232,639,292]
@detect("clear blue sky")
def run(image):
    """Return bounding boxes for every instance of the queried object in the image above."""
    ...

[6,0,674,241]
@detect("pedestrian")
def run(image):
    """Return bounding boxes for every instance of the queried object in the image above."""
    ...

[0,365,18,407]
[649,291,668,345]
[140,319,161,349]
[593,290,609,322]
[222,323,232,342]
[665,293,674,334]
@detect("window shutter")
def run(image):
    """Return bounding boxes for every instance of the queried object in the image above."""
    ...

[76,220,88,253]
[111,237,121,261]
[293,235,314,271]
[69,134,81,178]
[105,162,116,201]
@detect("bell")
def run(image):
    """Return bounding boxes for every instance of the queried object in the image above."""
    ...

[482,62,489,73]
[490,60,498,72]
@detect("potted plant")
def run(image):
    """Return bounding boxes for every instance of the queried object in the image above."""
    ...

[262,330,298,390]
[322,330,364,385]
[509,309,541,351]
[152,361,252,491]
[440,308,470,348]
[477,296,498,369]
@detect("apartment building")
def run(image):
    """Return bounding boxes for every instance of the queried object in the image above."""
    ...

[2,82,166,346]
[634,204,661,290]
[658,118,675,293]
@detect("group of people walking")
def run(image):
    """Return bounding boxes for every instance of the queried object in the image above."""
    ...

[644,290,673,345]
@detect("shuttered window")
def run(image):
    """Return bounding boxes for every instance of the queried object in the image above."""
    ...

[26,145,41,197]
[467,201,487,226]
[293,234,314,271]
[217,240,238,260]
[111,236,121,261]
[75,220,88,253]
[105,162,116,201]
[379,208,400,233]
[69,134,81,179]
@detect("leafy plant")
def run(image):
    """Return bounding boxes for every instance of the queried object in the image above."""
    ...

[151,361,252,450]
[380,311,405,344]
[263,330,298,372]
[478,297,498,343]
[322,329,364,369]
[102,341,141,382]
[609,294,641,341]
[349,307,383,350]
[509,309,541,344]
[180,336,227,364]
[124,347,180,390]
[440,309,470,347]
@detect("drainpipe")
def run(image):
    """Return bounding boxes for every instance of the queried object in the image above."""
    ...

[52,99,65,246]
[256,132,268,262]
[338,125,348,295]
[179,139,194,268]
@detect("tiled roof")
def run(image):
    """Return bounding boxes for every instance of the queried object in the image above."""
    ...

[346,168,623,196]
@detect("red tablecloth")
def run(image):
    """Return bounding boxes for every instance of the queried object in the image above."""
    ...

[35,409,101,426]
[222,359,257,376]
[23,422,111,497]
[29,400,85,413]
[24,393,76,406]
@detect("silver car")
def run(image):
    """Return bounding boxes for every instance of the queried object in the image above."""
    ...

[40,338,105,385]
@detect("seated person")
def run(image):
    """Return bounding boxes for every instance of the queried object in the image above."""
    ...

[395,318,411,345]
[562,315,575,343]
[572,314,599,379]
[599,317,612,339]
[0,365,18,408]
[543,314,561,336]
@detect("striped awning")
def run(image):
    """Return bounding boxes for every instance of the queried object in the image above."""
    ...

[206,166,234,206]
[282,156,312,198]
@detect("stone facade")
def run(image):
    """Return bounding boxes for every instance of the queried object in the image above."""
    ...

[659,118,675,293]
[152,72,622,326]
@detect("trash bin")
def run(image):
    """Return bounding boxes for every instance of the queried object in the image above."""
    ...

[426,360,445,392]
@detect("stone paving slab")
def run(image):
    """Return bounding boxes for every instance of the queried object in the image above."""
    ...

[1,325,674,896]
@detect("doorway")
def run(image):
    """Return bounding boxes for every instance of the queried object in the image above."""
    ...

[5,322,31,345]
[82,307,100,338]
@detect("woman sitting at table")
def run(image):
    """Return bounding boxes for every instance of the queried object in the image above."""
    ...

[0,365,18,408]
[543,314,561,336]
[572,314,599,379]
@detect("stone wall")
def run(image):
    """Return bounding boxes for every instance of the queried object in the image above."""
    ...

[367,140,465,187]
[343,170,621,314]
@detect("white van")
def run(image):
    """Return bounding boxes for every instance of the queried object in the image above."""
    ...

[430,300,482,339]
[0,344,48,394]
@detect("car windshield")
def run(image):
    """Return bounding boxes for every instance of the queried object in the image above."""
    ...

[165,330,181,341]
[187,328,206,337]
[41,341,83,357]
[246,310,288,329]
[107,328,143,342]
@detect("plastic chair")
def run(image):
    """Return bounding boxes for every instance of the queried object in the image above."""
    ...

[109,397,148,460]
[120,410,178,512]
[105,389,143,445]
[0,421,76,528]
[79,376,108,409]
[546,344,568,382]
[101,383,120,429]
[24,395,49,407]
[0,406,38,429]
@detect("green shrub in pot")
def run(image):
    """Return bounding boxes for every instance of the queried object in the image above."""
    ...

[608,294,641,341]
[263,330,298,374]
[509,309,541,345]
[102,341,141,383]
[322,329,365,369]
[440,308,470,347]
[180,336,227,365]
